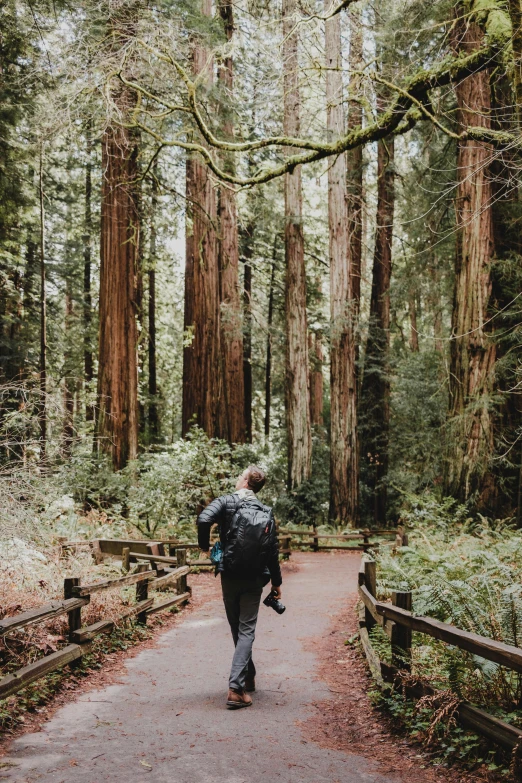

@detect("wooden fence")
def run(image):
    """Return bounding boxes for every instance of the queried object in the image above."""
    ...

[61,525,400,567]
[0,547,192,703]
[358,553,522,756]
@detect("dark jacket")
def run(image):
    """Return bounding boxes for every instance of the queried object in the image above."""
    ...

[197,493,282,587]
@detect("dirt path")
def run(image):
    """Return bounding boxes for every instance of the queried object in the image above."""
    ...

[0,553,458,783]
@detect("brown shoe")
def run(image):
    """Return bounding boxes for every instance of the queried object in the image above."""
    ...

[244,677,256,693]
[226,688,252,709]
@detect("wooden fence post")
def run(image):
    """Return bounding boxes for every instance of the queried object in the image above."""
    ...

[122,547,130,573]
[64,577,82,647]
[135,565,149,624]
[313,525,319,552]
[281,535,291,560]
[363,560,377,631]
[391,590,412,670]
[176,548,188,594]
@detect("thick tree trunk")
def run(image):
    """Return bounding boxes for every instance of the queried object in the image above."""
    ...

[217,0,245,444]
[182,1,222,438]
[148,161,159,441]
[309,332,323,427]
[84,125,94,421]
[346,5,364,310]
[97,91,139,470]
[361,135,394,525]
[39,145,47,461]
[444,16,495,503]
[326,5,358,524]
[283,0,312,488]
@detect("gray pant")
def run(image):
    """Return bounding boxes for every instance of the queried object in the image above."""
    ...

[221,574,263,691]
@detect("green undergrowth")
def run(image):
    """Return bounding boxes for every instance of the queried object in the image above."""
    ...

[367,493,522,779]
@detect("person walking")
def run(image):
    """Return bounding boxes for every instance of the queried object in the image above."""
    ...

[197,465,282,709]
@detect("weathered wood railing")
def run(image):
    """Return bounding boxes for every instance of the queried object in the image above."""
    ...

[62,526,401,566]
[279,526,398,552]
[358,554,522,754]
[0,549,193,703]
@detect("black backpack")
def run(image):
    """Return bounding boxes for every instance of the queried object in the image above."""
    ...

[222,498,274,577]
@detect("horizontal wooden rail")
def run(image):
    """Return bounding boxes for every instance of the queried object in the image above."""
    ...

[72,569,154,597]
[129,552,180,566]
[150,565,190,589]
[0,644,83,701]
[146,592,191,616]
[375,602,522,674]
[358,554,522,756]
[71,599,154,643]
[0,597,89,636]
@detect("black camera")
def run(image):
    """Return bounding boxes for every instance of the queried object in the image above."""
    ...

[263,590,286,615]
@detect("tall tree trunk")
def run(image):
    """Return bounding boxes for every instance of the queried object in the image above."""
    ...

[182,0,222,438]
[326,4,358,524]
[39,144,47,461]
[265,252,276,439]
[361,134,394,525]
[309,332,324,427]
[243,256,253,442]
[444,15,495,504]
[346,5,364,311]
[217,0,245,443]
[148,160,159,441]
[283,0,312,488]
[84,124,94,421]
[97,90,139,469]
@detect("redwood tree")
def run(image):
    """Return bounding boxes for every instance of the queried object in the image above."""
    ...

[444,13,496,503]
[360,133,395,525]
[283,0,312,488]
[217,0,245,443]
[346,6,364,311]
[326,4,358,524]
[97,89,140,469]
[182,0,222,438]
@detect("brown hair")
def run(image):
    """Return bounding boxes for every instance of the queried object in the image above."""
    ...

[246,465,266,493]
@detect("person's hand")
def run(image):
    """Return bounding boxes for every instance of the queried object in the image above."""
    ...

[272,585,282,600]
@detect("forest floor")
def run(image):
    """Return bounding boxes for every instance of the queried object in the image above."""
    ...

[0,553,486,783]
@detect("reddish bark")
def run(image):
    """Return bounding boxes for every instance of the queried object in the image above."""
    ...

[182,2,222,438]
[444,16,496,503]
[217,0,245,443]
[283,0,312,488]
[326,5,359,524]
[346,6,364,310]
[97,98,139,470]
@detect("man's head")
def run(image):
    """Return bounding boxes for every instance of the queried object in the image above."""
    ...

[235,465,267,493]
